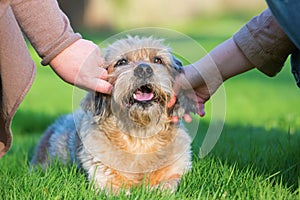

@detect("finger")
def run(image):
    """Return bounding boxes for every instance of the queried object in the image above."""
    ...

[88,61,109,80]
[170,116,179,123]
[167,94,176,108]
[97,68,109,80]
[183,114,193,123]
[95,79,113,94]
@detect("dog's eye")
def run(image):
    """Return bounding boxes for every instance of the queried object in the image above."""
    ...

[153,57,163,65]
[114,58,128,67]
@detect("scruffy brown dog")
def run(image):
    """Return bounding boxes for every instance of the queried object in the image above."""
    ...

[31,36,195,194]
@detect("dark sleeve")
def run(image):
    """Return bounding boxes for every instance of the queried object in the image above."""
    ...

[10,0,82,65]
[233,9,297,76]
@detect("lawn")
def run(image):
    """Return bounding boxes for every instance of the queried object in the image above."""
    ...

[1,11,300,200]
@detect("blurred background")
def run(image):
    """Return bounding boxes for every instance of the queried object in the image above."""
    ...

[58,0,266,31]
[56,0,269,59]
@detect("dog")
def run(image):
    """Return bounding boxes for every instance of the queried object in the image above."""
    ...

[30,36,196,194]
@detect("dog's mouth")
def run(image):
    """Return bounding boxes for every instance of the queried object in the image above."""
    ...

[132,84,154,104]
[124,83,169,108]
[124,84,161,108]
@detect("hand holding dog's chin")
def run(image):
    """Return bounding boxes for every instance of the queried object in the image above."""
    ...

[167,96,197,123]
[171,72,207,123]
[50,39,113,94]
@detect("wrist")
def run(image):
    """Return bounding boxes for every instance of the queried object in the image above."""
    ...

[184,55,224,91]
[50,39,97,70]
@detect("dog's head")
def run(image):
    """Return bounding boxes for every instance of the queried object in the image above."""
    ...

[82,36,194,135]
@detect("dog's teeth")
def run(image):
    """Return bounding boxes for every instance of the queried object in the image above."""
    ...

[133,94,137,99]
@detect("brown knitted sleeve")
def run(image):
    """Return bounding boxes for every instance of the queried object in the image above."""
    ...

[233,9,296,77]
[10,0,81,65]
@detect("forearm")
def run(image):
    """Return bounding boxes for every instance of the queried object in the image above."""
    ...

[210,38,255,80]
[11,0,81,65]
[184,38,254,89]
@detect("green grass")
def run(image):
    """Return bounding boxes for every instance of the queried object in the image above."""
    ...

[1,12,300,199]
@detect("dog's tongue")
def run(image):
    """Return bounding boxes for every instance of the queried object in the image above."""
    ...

[133,90,154,101]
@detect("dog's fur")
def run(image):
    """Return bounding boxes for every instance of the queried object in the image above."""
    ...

[31,36,195,194]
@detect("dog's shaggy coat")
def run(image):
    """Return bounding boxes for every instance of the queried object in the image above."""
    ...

[31,36,195,193]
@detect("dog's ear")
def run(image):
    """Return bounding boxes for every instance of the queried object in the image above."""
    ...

[168,54,184,79]
[81,92,111,119]
[171,55,184,74]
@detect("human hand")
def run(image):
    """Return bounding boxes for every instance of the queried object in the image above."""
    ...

[172,61,223,123]
[166,93,194,123]
[171,71,208,123]
[170,38,256,123]
[50,39,113,94]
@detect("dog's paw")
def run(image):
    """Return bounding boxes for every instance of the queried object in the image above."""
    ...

[151,178,180,193]
[104,187,131,196]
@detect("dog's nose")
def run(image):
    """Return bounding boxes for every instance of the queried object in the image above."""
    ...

[134,64,153,78]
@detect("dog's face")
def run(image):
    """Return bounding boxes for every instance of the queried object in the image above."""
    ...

[82,36,190,135]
